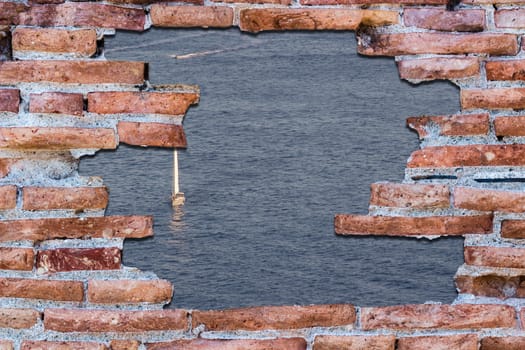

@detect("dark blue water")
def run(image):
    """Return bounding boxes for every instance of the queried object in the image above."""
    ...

[79,29,463,309]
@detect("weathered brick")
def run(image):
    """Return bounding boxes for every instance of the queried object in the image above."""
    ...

[408,145,525,168]
[369,183,450,209]
[23,186,108,211]
[313,335,395,350]
[487,60,525,82]
[494,116,525,136]
[110,340,139,350]
[397,334,478,350]
[455,272,525,299]
[361,304,515,330]
[239,9,398,33]
[37,248,120,273]
[465,246,525,268]
[454,187,525,213]
[398,57,480,81]
[464,87,525,109]
[0,89,19,113]
[0,341,12,350]
[0,185,17,209]
[301,0,445,5]
[407,113,489,139]
[501,220,525,239]
[0,2,29,25]
[403,9,485,31]
[0,61,145,84]
[88,91,199,115]
[0,159,17,178]
[335,214,492,236]
[0,278,83,301]
[110,0,201,4]
[30,93,83,116]
[147,339,307,350]
[0,248,34,271]
[495,9,525,28]
[0,216,153,242]
[44,309,188,332]
[481,337,525,350]
[88,279,172,304]
[118,122,187,148]
[357,32,518,56]
[19,3,145,31]
[193,304,355,331]
[213,0,290,4]
[0,308,39,329]
[12,28,97,56]
[151,5,233,28]
[21,342,107,350]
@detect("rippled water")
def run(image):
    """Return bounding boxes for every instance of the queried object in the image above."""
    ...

[79,29,464,309]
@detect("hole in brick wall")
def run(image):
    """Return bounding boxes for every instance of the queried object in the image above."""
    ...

[80,29,464,309]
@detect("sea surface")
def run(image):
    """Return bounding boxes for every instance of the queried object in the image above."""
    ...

[79,29,464,310]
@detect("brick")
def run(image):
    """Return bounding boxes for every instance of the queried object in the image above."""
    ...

[357,32,518,56]
[398,57,480,81]
[118,122,187,148]
[147,339,307,350]
[0,341,12,350]
[0,185,16,209]
[44,309,188,332]
[465,246,525,268]
[213,0,290,4]
[12,28,97,56]
[110,0,201,4]
[313,335,395,350]
[454,187,525,213]
[486,61,525,82]
[456,273,524,299]
[88,279,172,304]
[0,89,19,113]
[0,159,16,178]
[301,0,445,4]
[501,220,525,239]
[23,186,108,211]
[361,304,515,330]
[408,144,525,168]
[29,93,83,116]
[21,342,107,350]
[482,337,525,350]
[0,216,153,242]
[110,340,139,350]
[151,5,233,28]
[335,214,492,236]
[19,3,145,31]
[0,308,39,329]
[0,248,34,271]
[397,334,478,350]
[407,113,489,139]
[193,304,355,331]
[0,61,145,84]
[0,278,83,301]
[239,9,398,33]
[88,91,199,115]
[37,248,120,273]
[494,116,525,137]
[495,9,525,28]
[463,87,525,109]
[369,183,450,209]
[0,2,29,25]
[403,9,485,31]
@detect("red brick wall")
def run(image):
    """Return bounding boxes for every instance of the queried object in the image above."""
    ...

[1,0,524,349]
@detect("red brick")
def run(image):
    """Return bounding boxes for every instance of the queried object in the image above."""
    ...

[454,187,525,213]
[455,272,524,299]
[463,88,525,109]
[357,32,518,56]
[0,89,19,113]
[0,185,16,209]
[118,122,187,148]
[213,0,289,4]
[44,309,188,332]
[0,2,29,25]
[361,304,515,330]
[23,186,108,211]
[88,91,198,115]
[12,28,97,56]
[486,61,525,81]
[495,9,525,28]
[369,183,450,209]
[398,57,480,81]
[335,214,492,236]
[21,342,107,350]
[0,308,39,329]
[110,340,139,350]
[0,341,12,350]
[147,339,307,350]
[301,0,445,4]
[408,144,525,168]
[465,246,525,268]
[19,3,145,31]
[37,248,120,273]
[0,159,17,178]
[0,216,153,242]
[397,334,478,350]
[501,220,525,239]
[29,93,83,116]
[0,248,34,271]
[482,337,525,350]
[407,113,489,139]
[403,9,485,31]
[0,278,83,301]
[88,279,172,304]
[239,9,398,33]
[0,61,145,84]
[313,335,395,350]
[494,116,525,136]
[110,0,201,4]
[151,5,233,28]
[192,304,355,331]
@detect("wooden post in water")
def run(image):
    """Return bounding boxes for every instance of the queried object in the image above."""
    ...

[172,149,185,206]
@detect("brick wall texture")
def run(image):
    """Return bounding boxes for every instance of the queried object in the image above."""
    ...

[0,0,524,348]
